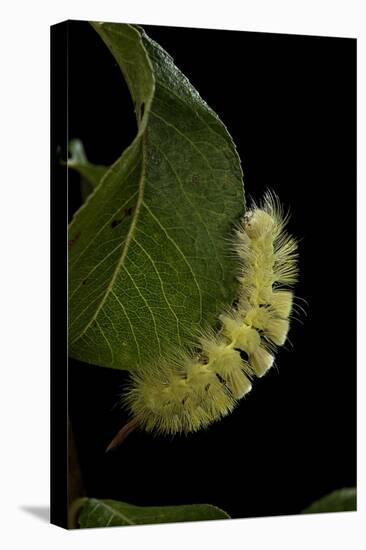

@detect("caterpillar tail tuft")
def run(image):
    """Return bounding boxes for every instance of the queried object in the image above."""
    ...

[122,191,299,437]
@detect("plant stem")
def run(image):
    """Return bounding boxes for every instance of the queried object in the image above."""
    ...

[68,419,85,527]
[105,416,141,452]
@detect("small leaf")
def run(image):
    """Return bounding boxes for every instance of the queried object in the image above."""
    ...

[302,488,356,514]
[72,497,229,528]
[68,139,108,200]
[68,23,244,372]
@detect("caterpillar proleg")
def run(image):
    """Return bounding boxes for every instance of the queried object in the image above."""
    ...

[122,192,299,437]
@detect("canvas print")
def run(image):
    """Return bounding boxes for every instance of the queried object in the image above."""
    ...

[51,20,356,529]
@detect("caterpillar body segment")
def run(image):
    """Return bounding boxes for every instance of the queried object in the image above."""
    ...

[125,192,298,435]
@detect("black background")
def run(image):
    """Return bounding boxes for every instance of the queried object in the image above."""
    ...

[67,21,356,519]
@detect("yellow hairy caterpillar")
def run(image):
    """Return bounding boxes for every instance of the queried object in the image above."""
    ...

[108,192,298,446]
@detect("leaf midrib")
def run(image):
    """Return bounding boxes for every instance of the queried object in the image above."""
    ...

[69,135,147,348]
[90,500,134,525]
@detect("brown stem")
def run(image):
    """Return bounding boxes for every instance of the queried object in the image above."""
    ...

[68,419,86,528]
[68,420,85,503]
[105,416,141,452]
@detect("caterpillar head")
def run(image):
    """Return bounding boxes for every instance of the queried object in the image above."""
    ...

[244,208,275,239]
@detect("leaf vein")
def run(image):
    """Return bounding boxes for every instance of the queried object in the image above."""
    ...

[69,186,139,270]
[69,239,126,301]
[95,318,114,367]
[70,137,147,346]
[111,290,142,363]
[133,236,181,345]
[142,202,203,322]
[150,110,216,177]
[122,264,162,355]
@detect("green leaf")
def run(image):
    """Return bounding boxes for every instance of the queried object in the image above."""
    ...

[68,139,108,201]
[72,497,229,528]
[302,488,356,514]
[68,22,245,371]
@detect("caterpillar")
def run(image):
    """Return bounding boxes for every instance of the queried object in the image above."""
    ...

[112,192,299,443]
